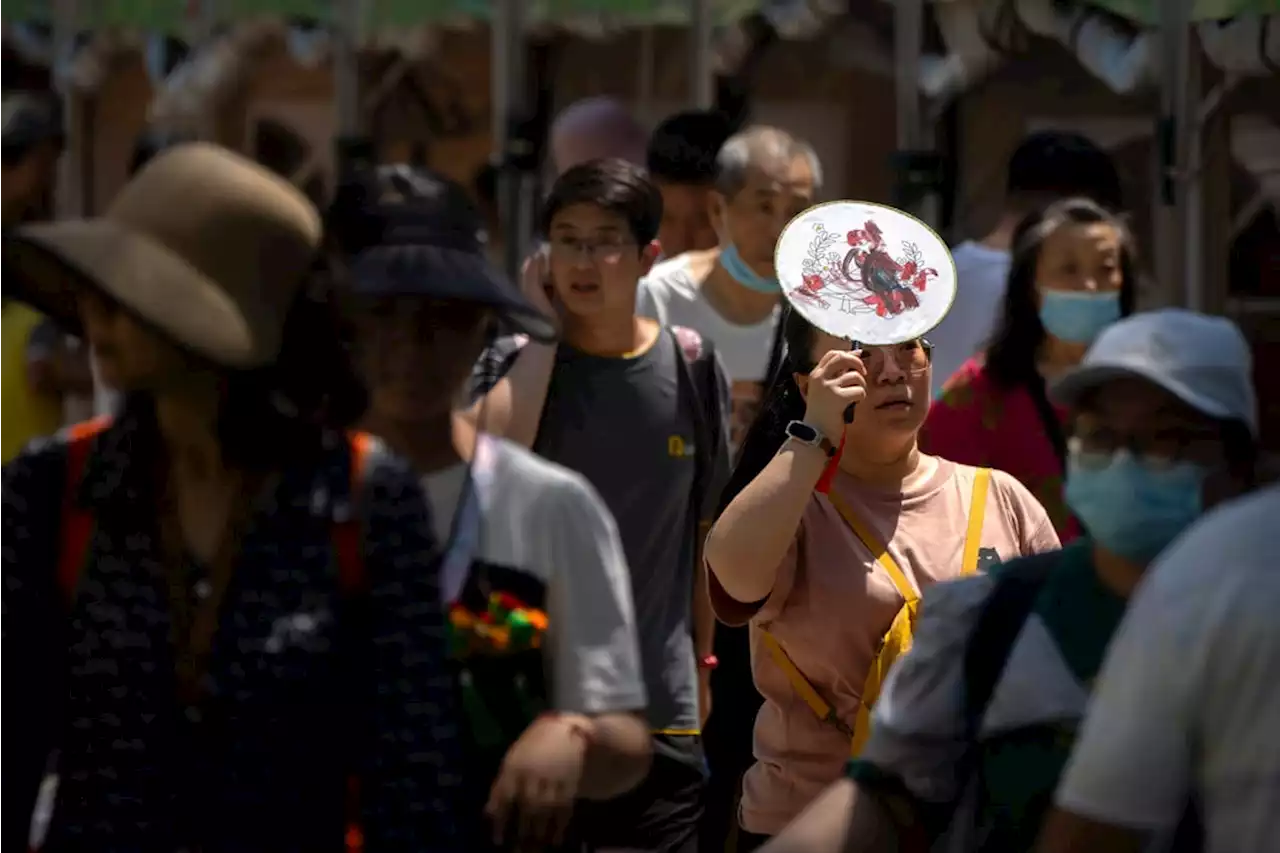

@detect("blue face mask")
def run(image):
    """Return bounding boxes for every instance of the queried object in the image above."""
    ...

[1038,290,1122,344]
[720,244,781,293]
[1064,450,1205,564]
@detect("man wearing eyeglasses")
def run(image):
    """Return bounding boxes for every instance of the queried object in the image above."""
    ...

[471,158,732,852]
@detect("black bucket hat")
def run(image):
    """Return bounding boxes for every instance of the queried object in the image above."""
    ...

[329,163,556,343]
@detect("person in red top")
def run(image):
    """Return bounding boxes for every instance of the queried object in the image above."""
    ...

[921,198,1137,539]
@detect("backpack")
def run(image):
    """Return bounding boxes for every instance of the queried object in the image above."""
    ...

[760,467,995,757]
[670,325,727,531]
[50,417,373,853]
[948,551,1204,852]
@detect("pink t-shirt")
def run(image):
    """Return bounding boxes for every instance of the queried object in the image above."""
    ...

[923,356,1079,541]
[709,457,1060,835]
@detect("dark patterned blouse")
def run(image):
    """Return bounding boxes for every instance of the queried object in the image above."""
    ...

[2,411,462,853]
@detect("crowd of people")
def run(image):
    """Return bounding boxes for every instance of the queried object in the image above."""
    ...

[3,87,1277,853]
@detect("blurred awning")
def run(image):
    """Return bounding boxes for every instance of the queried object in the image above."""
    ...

[3,1,859,92]
[1084,1,1277,25]
[925,0,1277,25]
[1,1,775,36]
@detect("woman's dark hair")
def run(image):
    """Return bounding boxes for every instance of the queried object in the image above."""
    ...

[222,255,368,468]
[124,253,368,471]
[984,197,1138,389]
[717,307,819,516]
[540,158,663,245]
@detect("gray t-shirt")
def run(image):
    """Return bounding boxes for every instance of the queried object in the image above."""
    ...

[533,331,730,733]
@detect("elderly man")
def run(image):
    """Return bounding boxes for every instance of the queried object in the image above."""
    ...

[638,124,821,450]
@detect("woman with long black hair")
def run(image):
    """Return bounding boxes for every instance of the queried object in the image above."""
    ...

[3,144,461,853]
[703,306,1060,849]
[922,197,1138,539]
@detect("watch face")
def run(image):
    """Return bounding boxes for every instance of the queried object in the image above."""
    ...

[786,420,819,444]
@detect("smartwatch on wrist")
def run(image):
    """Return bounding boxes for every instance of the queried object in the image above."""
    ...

[785,420,837,458]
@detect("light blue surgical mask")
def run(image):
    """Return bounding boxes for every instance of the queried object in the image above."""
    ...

[1038,289,1121,344]
[1064,449,1206,564]
[720,244,781,293]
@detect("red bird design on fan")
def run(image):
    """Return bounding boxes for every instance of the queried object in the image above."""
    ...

[841,221,935,317]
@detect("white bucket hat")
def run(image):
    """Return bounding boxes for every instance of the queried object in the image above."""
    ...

[1050,308,1258,437]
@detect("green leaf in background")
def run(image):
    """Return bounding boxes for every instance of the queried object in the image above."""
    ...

[220,0,333,22]
[80,0,190,32]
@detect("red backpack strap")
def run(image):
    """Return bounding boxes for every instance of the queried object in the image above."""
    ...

[334,432,372,594]
[57,416,113,603]
[336,433,374,853]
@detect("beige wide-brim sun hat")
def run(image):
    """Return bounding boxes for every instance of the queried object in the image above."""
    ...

[5,142,322,369]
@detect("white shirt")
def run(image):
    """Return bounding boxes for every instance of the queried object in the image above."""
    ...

[422,434,647,716]
[637,253,778,451]
[1054,485,1280,852]
[927,241,1010,391]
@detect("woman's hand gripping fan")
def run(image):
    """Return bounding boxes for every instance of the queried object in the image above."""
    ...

[803,349,868,446]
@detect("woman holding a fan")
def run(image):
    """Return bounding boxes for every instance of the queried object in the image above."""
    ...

[703,203,1061,849]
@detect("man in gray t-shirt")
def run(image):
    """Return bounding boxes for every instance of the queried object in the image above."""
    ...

[471,158,731,852]
[536,323,719,736]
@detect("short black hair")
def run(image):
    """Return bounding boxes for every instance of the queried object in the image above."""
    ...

[1006,130,1123,212]
[2,92,64,167]
[646,110,734,185]
[540,158,663,245]
[129,127,199,176]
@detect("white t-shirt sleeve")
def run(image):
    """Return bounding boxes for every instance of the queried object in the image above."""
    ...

[544,475,648,716]
[1054,528,1214,828]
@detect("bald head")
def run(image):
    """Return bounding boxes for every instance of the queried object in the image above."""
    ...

[550,97,647,176]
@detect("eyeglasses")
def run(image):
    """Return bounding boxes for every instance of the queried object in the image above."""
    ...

[547,237,634,265]
[1068,429,1221,470]
[862,340,932,377]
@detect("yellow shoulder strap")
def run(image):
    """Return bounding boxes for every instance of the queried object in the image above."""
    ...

[760,630,853,737]
[825,489,917,603]
[960,468,992,576]
[763,471,994,754]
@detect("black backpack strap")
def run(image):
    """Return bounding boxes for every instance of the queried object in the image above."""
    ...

[962,552,1058,730]
[670,326,722,525]
[1026,375,1067,471]
[920,552,1061,842]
